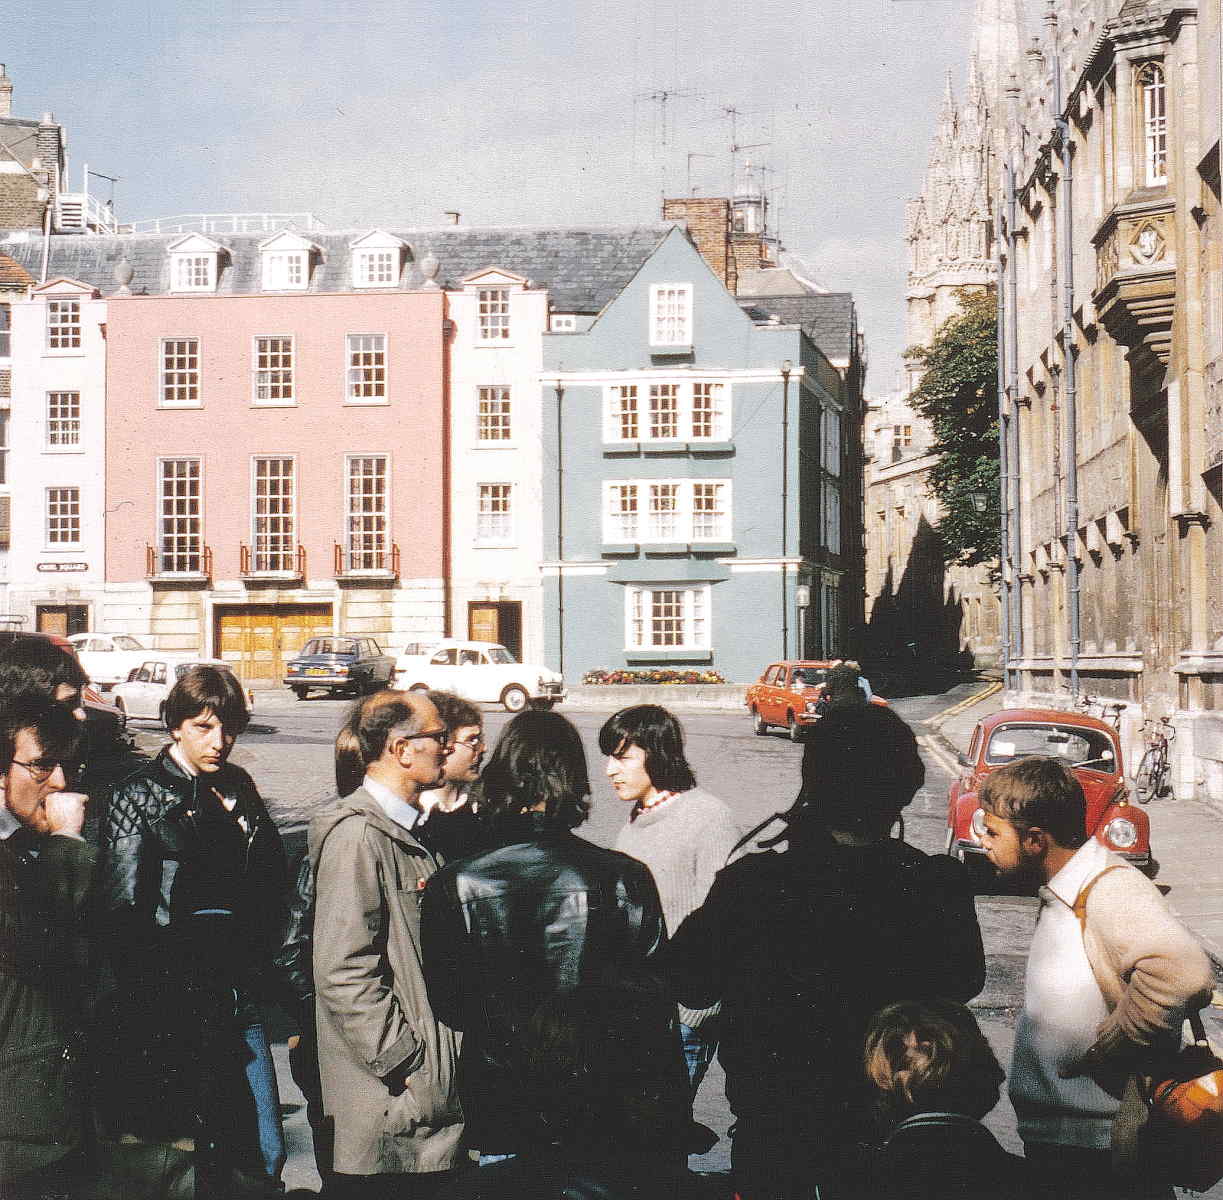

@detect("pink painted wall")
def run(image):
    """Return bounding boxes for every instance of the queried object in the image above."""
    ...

[104,291,446,582]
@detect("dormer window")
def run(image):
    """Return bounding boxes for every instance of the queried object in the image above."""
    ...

[259,231,320,292]
[167,233,224,293]
[650,283,692,348]
[461,268,527,345]
[349,231,407,289]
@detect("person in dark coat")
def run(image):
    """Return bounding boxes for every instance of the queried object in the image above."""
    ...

[665,704,986,1200]
[97,666,287,1195]
[415,691,486,862]
[420,710,668,1159]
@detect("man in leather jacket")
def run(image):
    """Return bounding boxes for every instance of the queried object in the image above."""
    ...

[420,710,667,1161]
[97,666,286,1196]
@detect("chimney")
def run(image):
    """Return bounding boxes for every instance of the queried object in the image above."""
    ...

[661,196,736,292]
[444,210,460,225]
[0,65,12,119]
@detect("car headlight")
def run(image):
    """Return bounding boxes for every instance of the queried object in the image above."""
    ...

[805,700,820,714]
[1104,817,1138,850]
[336,665,349,674]
[287,665,299,674]
[970,808,988,842]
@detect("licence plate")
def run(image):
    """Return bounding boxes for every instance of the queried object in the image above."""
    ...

[307,668,329,676]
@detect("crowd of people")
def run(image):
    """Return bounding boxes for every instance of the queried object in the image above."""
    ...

[0,635,1214,1200]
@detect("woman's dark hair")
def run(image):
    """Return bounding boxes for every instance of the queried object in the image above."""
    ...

[864,999,1005,1126]
[163,665,250,735]
[597,704,697,794]
[794,704,924,839]
[0,637,88,708]
[425,690,482,734]
[0,699,84,774]
[477,710,590,829]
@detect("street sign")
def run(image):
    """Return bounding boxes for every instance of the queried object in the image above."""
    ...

[36,562,88,572]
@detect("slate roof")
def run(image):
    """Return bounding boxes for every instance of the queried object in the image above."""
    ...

[0,252,33,289]
[0,224,672,313]
[741,293,857,362]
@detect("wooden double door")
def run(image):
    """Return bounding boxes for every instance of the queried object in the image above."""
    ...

[468,601,522,660]
[216,604,333,687]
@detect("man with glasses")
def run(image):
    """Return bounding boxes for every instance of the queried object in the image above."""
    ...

[310,691,468,1198]
[0,700,93,1199]
[417,691,486,862]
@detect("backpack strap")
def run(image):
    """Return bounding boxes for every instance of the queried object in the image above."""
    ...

[1071,863,1128,931]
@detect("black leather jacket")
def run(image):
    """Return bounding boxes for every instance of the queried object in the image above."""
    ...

[420,813,667,1153]
[98,748,286,1004]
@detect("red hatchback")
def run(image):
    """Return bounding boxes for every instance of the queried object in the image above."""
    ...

[746,660,886,741]
[946,707,1152,886]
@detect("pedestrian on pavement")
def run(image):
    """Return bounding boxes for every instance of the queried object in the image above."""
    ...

[0,700,93,1200]
[433,972,719,1200]
[97,665,288,1196]
[977,756,1214,1200]
[419,709,668,1162]
[309,690,467,1199]
[665,704,986,1200]
[842,999,1037,1200]
[416,691,486,862]
[600,704,740,1096]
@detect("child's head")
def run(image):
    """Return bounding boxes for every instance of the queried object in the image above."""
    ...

[864,999,1005,1125]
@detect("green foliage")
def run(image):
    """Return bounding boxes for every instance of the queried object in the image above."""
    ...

[907,289,1000,567]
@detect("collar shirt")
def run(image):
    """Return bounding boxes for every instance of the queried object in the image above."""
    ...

[363,773,421,833]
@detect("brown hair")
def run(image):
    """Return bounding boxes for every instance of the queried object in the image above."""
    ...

[425,690,482,734]
[978,756,1086,849]
[334,689,416,795]
[864,999,1004,1125]
[164,664,250,735]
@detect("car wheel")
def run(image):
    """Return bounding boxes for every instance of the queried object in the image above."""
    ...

[114,697,126,716]
[292,686,308,701]
[501,684,530,713]
[752,707,768,736]
[787,712,803,742]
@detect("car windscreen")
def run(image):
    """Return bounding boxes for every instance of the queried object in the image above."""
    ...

[986,724,1116,771]
[487,647,516,664]
[791,668,828,688]
[302,638,358,656]
[114,635,146,651]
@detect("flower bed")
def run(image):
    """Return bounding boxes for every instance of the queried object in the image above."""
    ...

[581,668,727,685]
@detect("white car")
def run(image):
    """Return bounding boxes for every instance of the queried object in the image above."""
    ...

[111,655,254,726]
[392,640,566,713]
[67,633,177,690]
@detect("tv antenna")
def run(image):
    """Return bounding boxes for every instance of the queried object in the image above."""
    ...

[686,151,716,195]
[635,87,703,147]
[722,105,770,198]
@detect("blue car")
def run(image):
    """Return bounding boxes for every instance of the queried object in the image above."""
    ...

[283,635,396,699]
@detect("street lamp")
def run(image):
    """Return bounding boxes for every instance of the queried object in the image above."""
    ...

[780,360,793,659]
[970,491,989,514]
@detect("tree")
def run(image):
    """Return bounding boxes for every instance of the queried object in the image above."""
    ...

[907,289,999,567]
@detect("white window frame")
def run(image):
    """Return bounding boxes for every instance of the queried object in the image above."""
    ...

[605,384,640,441]
[475,482,514,546]
[345,333,388,404]
[0,302,13,359]
[0,409,8,486]
[549,314,577,332]
[45,391,82,450]
[601,478,732,543]
[344,454,390,572]
[159,337,201,408]
[603,379,731,443]
[262,250,309,291]
[158,457,203,574]
[476,385,513,443]
[649,283,693,347]
[1138,61,1167,186]
[252,335,295,406]
[46,299,81,353]
[624,584,711,652]
[691,381,728,440]
[251,456,296,572]
[46,486,81,548]
[171,252,217,292]
[352,248,399,288]
[477,288,511,341]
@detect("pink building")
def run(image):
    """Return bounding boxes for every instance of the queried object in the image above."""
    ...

[104,285,447,684]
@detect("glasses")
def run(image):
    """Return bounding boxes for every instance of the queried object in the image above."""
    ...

[407,728,453,750]
[453,735,485,752]
[10,758,66,784]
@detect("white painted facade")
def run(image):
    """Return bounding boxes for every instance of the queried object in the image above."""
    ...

[445,269,549,664]
[3,279,109,632]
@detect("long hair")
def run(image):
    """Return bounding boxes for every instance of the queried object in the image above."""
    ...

[164,665,250,735]
[476,710,590,829]
[597,704,696,794]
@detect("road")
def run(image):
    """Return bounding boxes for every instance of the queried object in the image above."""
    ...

[126,683,1222,1191]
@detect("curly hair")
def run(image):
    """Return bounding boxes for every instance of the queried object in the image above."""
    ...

[476,710,590,829]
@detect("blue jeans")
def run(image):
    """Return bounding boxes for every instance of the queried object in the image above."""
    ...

[679,1022,716,1096]
[243,1022,286,1180]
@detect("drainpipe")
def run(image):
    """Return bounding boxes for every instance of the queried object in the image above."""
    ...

[553,379,565,677]
[780,359,792,659]
[1049,6,1081,696]
[996,217,1012,691]
[1005,159,1023,667]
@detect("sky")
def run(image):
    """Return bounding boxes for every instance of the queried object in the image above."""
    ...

[6,0,977,386]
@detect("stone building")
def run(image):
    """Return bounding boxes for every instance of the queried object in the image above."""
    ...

[980,0,1223,801]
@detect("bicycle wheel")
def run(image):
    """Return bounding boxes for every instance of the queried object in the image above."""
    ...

[1134,747,1162,804]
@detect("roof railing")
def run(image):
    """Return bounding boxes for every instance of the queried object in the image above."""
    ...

[126,213,326,236]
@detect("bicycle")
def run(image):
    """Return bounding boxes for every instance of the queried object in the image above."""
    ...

[1134,716,1175,804]
[1075,693,1124,730]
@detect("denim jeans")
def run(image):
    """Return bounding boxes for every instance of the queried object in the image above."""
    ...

[679,1022,716,1096]
[243,1022,287,1180]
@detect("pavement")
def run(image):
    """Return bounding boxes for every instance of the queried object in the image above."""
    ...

[921,676,1223,968]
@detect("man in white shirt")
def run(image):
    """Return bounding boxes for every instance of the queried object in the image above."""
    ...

[979,755,1212,1200]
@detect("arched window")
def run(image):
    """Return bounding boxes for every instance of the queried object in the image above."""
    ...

[1138,62,1167,186]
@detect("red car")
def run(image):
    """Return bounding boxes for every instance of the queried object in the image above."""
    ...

[946,707,1152,886]
[746,660,886,741]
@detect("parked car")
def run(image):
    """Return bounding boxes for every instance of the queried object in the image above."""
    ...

[66,632,183,691]
[112,655,255,726]
[946,707,1152,889]
[745,660,886,741]
[283,635,396,699]
[392,640,566,713]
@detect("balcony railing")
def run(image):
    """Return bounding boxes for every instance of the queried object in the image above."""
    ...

[146,543,212,580]
[334,542,400,579]
[55,192,121,235]
[240,543,306,578]
[126,212,326,235]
